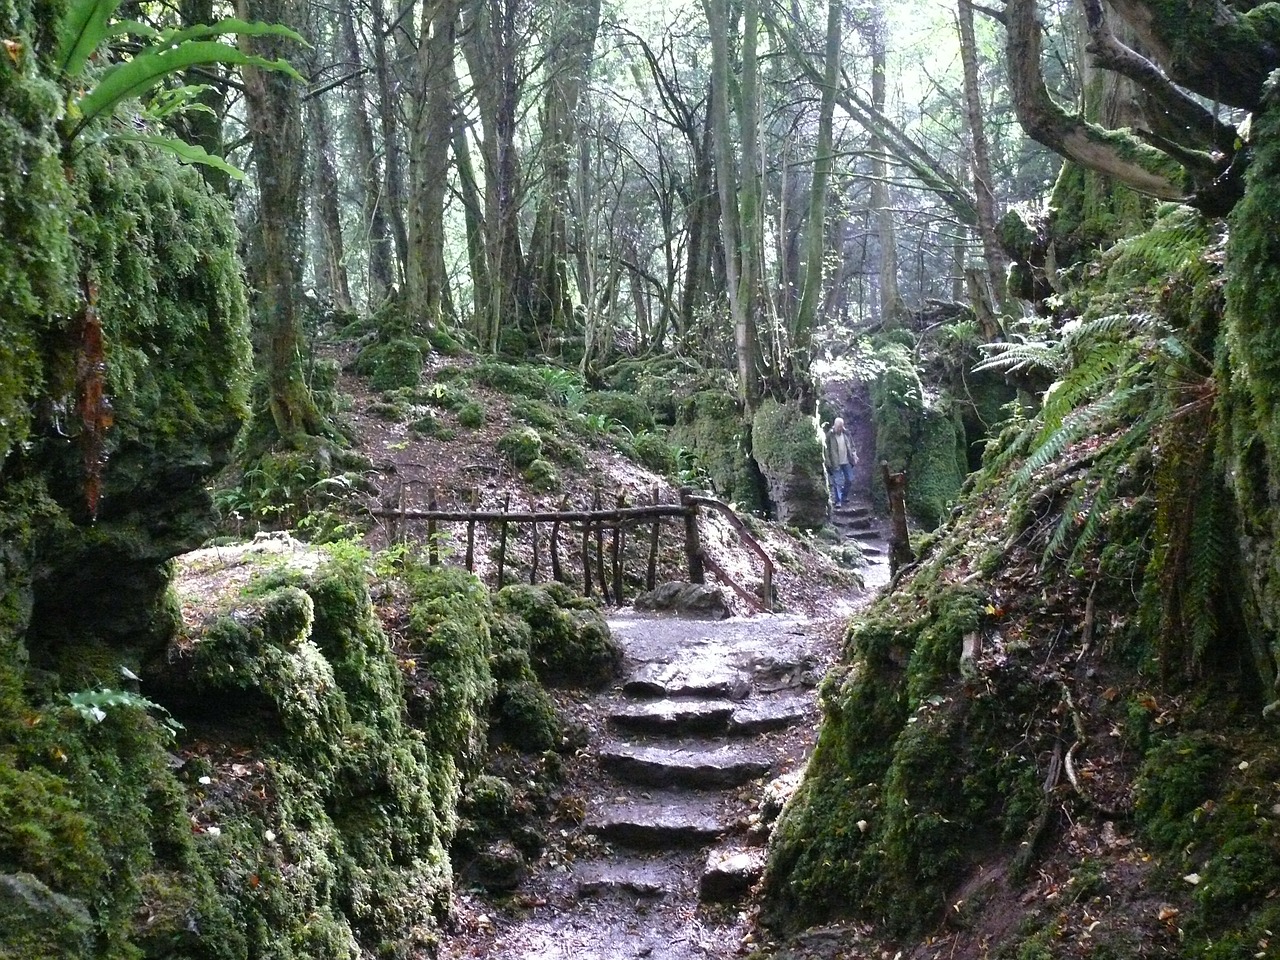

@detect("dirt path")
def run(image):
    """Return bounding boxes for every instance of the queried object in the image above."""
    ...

[440,501,888,960]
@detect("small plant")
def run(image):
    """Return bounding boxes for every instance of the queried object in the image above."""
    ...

[65,687,183,739]
[410,412,440,436]
[675,447,713,489]
[632,432,677,474]
[457,402,485,429]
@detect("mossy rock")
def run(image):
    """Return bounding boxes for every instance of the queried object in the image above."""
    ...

[497,427,543,468]
[670,389,765,511]
[751,398,826,529]
[366,400,406,421]
[472,361,551,400]
[493,584,621,689]
[491,679,561,752]
[510,397,562,430]
[632,431,677,474]
[410,411,441,436]
[523,458,560,492]
[354,338,425,391]
[582,390,655,434]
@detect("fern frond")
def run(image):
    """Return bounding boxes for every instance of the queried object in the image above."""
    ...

[1037,345,1134,438]
[973,340,1062,375]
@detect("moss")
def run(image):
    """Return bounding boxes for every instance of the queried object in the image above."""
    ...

[670,389,765,511]
[409,411,440,437]
[510,397,562,430]
[493,584,620,689]
[457,402,485,429]
[497,427,543,468]
[631,432,677,474]
[751,398,826,528]
[354,339,424,391]
[581,390,655,434]
[523,458,560,492]
[471,361,551,400]
[366,400,406,421]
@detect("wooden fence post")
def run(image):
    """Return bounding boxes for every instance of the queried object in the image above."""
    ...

[427,486,439,565]
[593,487,609,603]
[582,515,592,597]
[550,494,567,583]
[464,490,477,572]
[530,520,540,584]
[612,489,625,604]
[647,486,660,591]
[882,461,915,575]
[680,486,704,584]
[497,495,510,589]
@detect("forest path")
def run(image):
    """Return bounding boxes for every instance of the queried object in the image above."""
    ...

[440,505,890,959]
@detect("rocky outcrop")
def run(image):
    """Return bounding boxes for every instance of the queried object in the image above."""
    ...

[751,398,828,529]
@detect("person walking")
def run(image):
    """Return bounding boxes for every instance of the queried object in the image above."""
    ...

[825,417,857,507]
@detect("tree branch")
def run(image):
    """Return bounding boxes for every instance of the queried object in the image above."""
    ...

[1005,0,1186,201]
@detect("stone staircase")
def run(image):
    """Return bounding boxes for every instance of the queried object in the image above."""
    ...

[832,498,892,591]
[572,613,826,912]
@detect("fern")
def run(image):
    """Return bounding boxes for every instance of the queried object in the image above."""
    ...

[65,687,183,738]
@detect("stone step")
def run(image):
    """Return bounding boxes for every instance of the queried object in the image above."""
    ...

[699,846,767,903]
[598,742,772,789]
[835,515,880,532]
[574,858,683,899]
[622,661,752,701]
[587,796,727,848]
[834,504,874,520]
[728,693,813,734]
[608,698,736,736]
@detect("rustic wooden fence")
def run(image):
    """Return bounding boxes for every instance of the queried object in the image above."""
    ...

[371,486,775,612]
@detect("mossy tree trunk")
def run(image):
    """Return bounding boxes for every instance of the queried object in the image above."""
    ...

[525,0,602,340]
[340,1,395,305]
[237,0,327,451]
[406,0,460,334]
[868,6,906,328]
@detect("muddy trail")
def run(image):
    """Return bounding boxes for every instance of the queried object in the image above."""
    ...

[441,500,890,959]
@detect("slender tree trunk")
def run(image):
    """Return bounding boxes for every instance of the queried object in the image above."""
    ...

[340,3,394,304]
[237,0,325,448]
[453,106,492,340]
[869,6,905,326]
[305,39,351,311]
[957,0,1006,317]
[795,0,839,371]
[705,0,760,409]
[372,0,411,284]
[463,0,525,352]
[526,0,603,337]
[177,0,231,195]
[406,0,460,332]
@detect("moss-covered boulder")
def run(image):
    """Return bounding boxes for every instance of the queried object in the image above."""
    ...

[354,338,425,391]
[582,390,655,434]
[497,427,544,468]
[493,583,621,689]
[866,337,967,528]
[670,389,765,511]
[751,398,827,529]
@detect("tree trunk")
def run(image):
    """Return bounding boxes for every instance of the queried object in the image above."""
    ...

[957,0,1006,315]
[526,0,603,338]
[795,0,839,367]
[237,0,325,449]
[869,7,905,326]
[339,3,394,304]
[705,0,760,409]
[305,39,351,311]
[462,0,526,352]
[406,0,460,333]
[372,0,411,285]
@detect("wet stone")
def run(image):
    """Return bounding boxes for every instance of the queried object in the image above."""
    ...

[608,698,736,736]
[599,742,772,789]
[574,859,681,899]
[699,847,766,903]
[728,694,812,734]
[622,662,752,701]
[588,799,727,847]
[466,839,527,892]
[633,582,733,620]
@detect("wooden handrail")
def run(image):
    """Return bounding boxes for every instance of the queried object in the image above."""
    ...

[368,504,689,523]
[684,493,774,612]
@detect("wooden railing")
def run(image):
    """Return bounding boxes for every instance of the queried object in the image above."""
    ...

[370,486,775,611]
